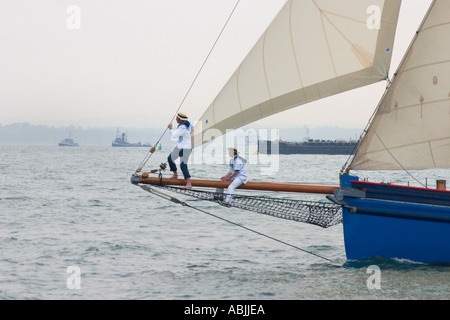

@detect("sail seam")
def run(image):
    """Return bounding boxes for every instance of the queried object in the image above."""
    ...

[262,31,272,104]
[320,10,366,26]
[211,100,216,125]
[428,141,436,166]
[236,69,243,113]
[421,21,450,33]
[369,137,450,152]
[401,60,450,74]
[312,0,373,75]
[313,1,338,77]
[289,0,304,88]
[380,97,450,114]
[314,1,378,71]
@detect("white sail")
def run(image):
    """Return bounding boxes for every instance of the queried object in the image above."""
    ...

[350,0,450,170]
[193,0,402,147]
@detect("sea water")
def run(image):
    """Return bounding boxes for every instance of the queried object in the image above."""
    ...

[0,145,449,300]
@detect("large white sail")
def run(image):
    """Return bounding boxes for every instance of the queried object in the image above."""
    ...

[192,0,402,147]
[350,0,450,170]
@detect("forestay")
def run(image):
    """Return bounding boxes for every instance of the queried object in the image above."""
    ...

[140,184,342,228]
[192,0,401,147]
[350,0,450,170]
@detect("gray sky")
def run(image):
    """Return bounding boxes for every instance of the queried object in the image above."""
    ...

[1,0,433,129]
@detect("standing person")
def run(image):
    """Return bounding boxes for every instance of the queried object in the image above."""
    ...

[220,147,248,206]
[168,112,194,189]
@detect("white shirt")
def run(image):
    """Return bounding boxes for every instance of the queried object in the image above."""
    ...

[170,121,193,149]
[229,155,248,183]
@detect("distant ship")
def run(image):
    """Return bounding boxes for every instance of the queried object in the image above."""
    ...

[58,134,79,147]
[258,138,359,155]
[112,129,151,147]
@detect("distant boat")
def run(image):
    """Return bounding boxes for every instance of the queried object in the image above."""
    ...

[58,134,79,147]
[112,129,151,147]
[258,138,359,155]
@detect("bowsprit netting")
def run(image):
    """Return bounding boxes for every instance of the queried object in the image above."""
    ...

[140,184,342,228]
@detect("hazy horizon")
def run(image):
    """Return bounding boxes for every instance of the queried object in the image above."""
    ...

[1,1,433,129]
[0,121,363,146]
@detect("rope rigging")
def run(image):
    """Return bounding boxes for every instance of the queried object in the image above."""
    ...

[341,75,426,187]
[136,0,242,173]
[141,184,342,228]
[141,184,335,263]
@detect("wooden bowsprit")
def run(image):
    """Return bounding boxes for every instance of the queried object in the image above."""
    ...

[134,176,339,194]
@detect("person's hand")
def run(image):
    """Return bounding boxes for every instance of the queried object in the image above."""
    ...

[168,123,172,129]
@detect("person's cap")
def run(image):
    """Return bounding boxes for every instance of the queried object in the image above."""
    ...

[228,146,238,153]
[177,112,188,121]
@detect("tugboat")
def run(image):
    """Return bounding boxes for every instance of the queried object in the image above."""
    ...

[58,133,79,147]
[112,129,151,147]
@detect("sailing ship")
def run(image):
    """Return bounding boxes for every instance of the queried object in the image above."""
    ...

[132,0,450,264]
[112,129,151,147]
[58,133,79,147]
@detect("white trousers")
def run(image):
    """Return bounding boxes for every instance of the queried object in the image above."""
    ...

[225,177,245,203]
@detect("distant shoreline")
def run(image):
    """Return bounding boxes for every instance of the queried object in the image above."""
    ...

[0,122,362,145]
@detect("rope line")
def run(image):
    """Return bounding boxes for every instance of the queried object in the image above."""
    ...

[137,0,241,171]
[372,129,426,187]
[184,202,334,263]
[141,185,335,263]
[148,184,342,228]
[342,75,425,187]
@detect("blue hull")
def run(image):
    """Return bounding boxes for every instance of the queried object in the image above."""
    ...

[338,175,450,264]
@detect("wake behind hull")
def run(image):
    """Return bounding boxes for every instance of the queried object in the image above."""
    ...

[338,175,450,264]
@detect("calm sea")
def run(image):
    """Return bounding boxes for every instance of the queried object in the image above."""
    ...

[1,145,449,301]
